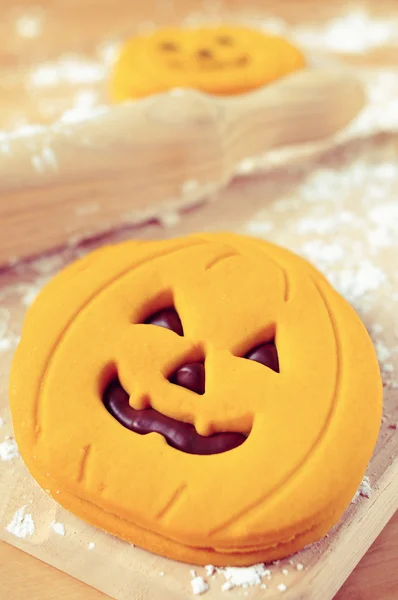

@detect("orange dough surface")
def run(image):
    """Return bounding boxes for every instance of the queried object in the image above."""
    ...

[9,233,382,566]
[109,26,306,100]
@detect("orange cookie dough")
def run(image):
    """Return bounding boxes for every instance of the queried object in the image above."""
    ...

[10,233,382,566]
[110,26,306,101]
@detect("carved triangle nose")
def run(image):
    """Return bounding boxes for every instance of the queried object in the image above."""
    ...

[169,362,205,395]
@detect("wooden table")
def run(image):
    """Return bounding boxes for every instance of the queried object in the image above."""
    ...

[0,511,397,599]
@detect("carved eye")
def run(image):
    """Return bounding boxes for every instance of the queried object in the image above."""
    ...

[159,41,179,52]
[144,308,184,336]
[169,362,205,395]
[216,35,234,46]
[244,341,279,373]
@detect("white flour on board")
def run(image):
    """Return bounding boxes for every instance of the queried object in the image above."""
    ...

[6,506,35,539]
[352,476,373,503]
[0,438,20,462]
[15,9,44,39]
[218,564,272,591]
[51,521,66,536]
[28,56,106,88]
[191,576,209,595]
[292,9,398,53]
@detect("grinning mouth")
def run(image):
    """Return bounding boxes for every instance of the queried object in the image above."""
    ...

[103,379,247,456]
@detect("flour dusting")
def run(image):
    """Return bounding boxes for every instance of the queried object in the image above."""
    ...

[0,339,12,352]
[15,9,44,39]
[191,576,209,595]
[6,506,35,539]
[293,9,398,53]
[51,521,66,536]
[218,564,271,591]
[352,476,372,503]
[28,56,106,88]
[0,438,20,462]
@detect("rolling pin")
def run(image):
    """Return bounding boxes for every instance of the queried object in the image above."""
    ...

[0,69,365,265]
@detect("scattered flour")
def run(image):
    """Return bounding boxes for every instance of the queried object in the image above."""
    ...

[328,262,386,304]
[237,158,257,175]
[221,581,235,592]
[15,10,44,39]
[218,564,270,591]
[31,146,58,174]
[6,506,35,539]
[296,563,304,572]
[191,576,209,595]
[300,240,344,266]
[181,179,200,197]
[0,339,12,352]
[352,476,372,503]
[374,340,392,363]
[245,220,274,237]
[28,56,106,88]
[31,254,65,275]
[22,286,41,307]
[292,9,398,53]
[51,521,65,536]
[73,89,98,110]
[158,211,181,228]
[277,583,288,593]
[205,565,216,577]
[88,542,96,550]
[96,40,120,66]
[58,104,109,126]
[0,418,4,427]
[0,438,20,461]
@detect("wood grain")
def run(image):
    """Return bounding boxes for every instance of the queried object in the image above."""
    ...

[1,511,397,600]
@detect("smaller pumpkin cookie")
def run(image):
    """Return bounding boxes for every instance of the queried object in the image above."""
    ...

[10,233,382,566]
[110,26,306,101]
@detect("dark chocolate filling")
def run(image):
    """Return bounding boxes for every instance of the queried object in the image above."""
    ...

[103,379,247,455]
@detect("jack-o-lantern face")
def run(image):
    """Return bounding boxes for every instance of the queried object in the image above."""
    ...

[110,26,306,100]
[10,233,382,566]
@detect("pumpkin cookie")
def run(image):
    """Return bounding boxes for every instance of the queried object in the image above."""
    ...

[110,26,306,100]
[10,233,382,566]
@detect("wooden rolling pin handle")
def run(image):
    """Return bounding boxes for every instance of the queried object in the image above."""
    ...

[217,69,366,169]
[0,69,365,265]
